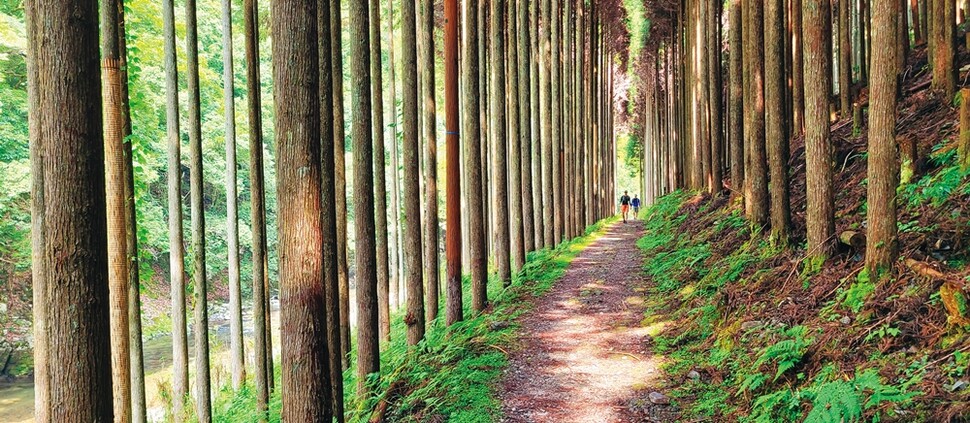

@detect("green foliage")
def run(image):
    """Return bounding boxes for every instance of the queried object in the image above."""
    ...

[839,270,876,314]
[901,143,970,209]
[755,326,815,382]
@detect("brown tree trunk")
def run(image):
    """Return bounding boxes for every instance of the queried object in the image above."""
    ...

[931,0,955,98]
[272,0,334,416]
[898,0,910,72]
[552,0,563,245]
[745,0,769,227]
[709,0,724,194]
[319,0,344,418]
[531,0,544,248]
[369,0,391,346]
[244,0,270,414]
[492,0,513,284]
[349,0,381,398]
[333,0,352,368]
[804,0,837,261]
[101,0,132,417]
[541,0,554,247]
[463,0,487,315]
[400,0,426,345]
[838,0,852,118]
[766,0,791,243]
[791,0,805,135]
[961,88,970,170]
[33,0,114,415]
[912,0,923,43]
[520,0,535,254]
[219,0,245,392]
[729,0,744,191]
[866,0,900,277]
[509,0,526,272]
[444,0,463,326]
[186,0,213,416]
[419,0,440,325]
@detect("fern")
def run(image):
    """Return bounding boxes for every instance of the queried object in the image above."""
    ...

[754,325,815,381]
[803,380,864,423]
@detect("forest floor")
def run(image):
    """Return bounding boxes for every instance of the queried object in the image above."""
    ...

[499,221,679,423]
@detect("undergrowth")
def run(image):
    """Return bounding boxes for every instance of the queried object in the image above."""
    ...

[208,218,616,422]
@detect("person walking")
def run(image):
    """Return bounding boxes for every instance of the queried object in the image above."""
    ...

[619,191,631,223]
[631,194,641,219]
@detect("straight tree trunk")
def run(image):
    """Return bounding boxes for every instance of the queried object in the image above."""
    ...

[709,0,724,194]
[370,0,391,345]
[519,0,535,254]
[746,0,769,227]
[791,0,805,135]
[541,0,554,247]
[419,0,440,325]
[387,0,403,312]
[186,0,213,416]
[530,0,543,248]
[866,0,900,277]
[551,0,563,245]
[33,0,114,415]
[729,0,744,191]
[931,0,955,98]
[244,0,270,413]
[464,0,488,313]
[839,0,852,116]
[443,0,463,326]
[272,0,334,416]
[804,0,837,261]
[898,0,910,72]
[401,0,426,345]
[508,0,525,273]
[319,0,344,418]
[911,0,923,43]
[334,0,352,367]
[765,0,791,244]
[220,0,245,391]
[349,0,381,397]
[101,0,132,416]
[491,0,512,284]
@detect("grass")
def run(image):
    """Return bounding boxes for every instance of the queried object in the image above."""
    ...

[209,217,617,422]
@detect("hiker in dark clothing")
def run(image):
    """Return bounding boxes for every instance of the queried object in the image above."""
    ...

[631,195,641,219]
[619,191,631,223]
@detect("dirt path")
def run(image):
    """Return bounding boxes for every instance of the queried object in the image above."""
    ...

[500,221,675,423]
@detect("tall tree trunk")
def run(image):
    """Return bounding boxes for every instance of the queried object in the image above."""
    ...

[745,0,769,227]
[898,0,910,72]
[729,0,744,191]
[530,0,543,248]
[419,0,440,325]
[186,0,213,416]
[220,0,245,391]
[791,0,805,135]
[444,0,463,326]
[400,0,426,345]
[838,0,852,116]
[911,0,923,43]
[709,0,724,194]
[464,0,488,313]
[866,0,900,277]
[491,0,512,284]
[804,0,837,261]
[552,0,563,245]
[931,0,955,98]
[541,0,554,247]
[244,0,270,414]
[766,0,791,244]
[32,0,114,415]
[508,0,526,272]
[272,0,334,416]
[370,0,391,346]
[333,0,352,368]
[25,0,47,417]
[319,0,344,418]
[349,0,381,398]
[519,0,535,254]
[101,0,132,416]
[387,0,403,312]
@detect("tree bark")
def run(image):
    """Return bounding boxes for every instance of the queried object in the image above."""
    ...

[33,0,114,415]
[444,0,462,326]
[541,0,554,247]
[530,0,544,248]
[400,0,426,345]
[709,0,724,194]
[369,0,391,346]
[520,0,535,254]
[186,0,213,416]
[961,88,970,170]
[464,0,488,313]
[838,0,851,118]
[244,0,270,413]
[729,0,744,191]
[508,0,525,273]
[745,0,769,227]
[491,0,512,284]
[898,0,910,72]
[319,0,344,418]
[333,0,352,368]
[804,0,837,261]
[272,0,334,416]
[791,0,804,135]
[765,0,791,244]
[866,0,900,277]
[349,0,381,398]
[419,0,440,325]
[931,0,955,98]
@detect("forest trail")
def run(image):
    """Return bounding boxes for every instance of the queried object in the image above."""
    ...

[500,221,676,422]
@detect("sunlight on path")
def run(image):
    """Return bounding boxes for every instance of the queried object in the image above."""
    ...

[500,221,669,423]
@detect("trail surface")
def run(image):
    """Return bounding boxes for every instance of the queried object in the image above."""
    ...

[500,221,676,422]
